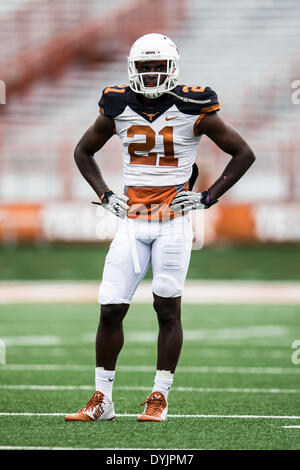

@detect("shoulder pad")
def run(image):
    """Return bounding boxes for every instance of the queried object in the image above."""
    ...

[174,85,220,115]
[98,86,130,118]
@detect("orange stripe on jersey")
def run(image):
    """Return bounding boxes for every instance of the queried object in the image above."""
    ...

[104,86,127,94]
[193,104,220,136]
[193,113,206,136]
[126,183,189,221]
[200,103,220,113]
[100,107,116,133]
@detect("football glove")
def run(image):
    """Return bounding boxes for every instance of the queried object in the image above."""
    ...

[170,190,218,213]
[92,191,130,218]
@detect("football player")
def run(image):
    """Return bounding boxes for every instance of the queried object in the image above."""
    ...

[65,33,255,423]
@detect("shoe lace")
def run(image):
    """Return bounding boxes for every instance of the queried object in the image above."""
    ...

[140,393,165,414]
[80,392,103,412]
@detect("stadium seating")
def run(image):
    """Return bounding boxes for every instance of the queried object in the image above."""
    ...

[0,0,299,242]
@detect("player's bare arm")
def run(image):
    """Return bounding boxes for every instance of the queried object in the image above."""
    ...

[74,114,115,199]
[197,112,256,201]
[74,114,129,217]
[171,112,255,212]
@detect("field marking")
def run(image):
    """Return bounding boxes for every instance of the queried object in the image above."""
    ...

[0,384,299,394]
[0,342,292,359]
[0,412,300,420]
[0,325,291,346]
[1,364,300,374]
[0,340,291,359]
[121,326,289,342]
[0,336,62,346]
[282,425,300,429]
[1,280,300,304]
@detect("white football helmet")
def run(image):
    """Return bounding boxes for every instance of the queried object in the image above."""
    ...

[128,33,179,99]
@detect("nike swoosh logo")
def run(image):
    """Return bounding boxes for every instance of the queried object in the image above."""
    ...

[165,116,177,121]
[108,378,114,382]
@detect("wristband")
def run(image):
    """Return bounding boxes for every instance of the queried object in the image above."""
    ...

[201,190,218,208]
[100,191,113,204]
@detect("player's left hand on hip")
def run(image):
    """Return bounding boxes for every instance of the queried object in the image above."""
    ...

[170,190,218,213]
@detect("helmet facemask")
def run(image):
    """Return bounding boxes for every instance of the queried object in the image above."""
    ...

[128,34,179,99]
[128,58,179,99]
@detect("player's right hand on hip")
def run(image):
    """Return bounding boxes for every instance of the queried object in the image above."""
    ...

[92,192,129,218]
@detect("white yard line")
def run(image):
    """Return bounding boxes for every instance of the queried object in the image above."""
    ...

[0,384,299,394]
[0,336,62,346]
[0,412,299,420]
[0,280,300,304]
[125,326,288,342]
[0,326,290,346]
[1,364,300,374]
[282,425,300,429]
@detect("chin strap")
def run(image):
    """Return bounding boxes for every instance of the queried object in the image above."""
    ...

[165,90,211,105]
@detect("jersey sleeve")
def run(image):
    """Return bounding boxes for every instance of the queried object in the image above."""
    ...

[175,85,220,115]
[174,85,220,136]
[98,86,129,118]
[192,87,220,136]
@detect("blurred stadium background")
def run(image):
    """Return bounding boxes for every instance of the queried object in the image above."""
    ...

[0,0,300,451]
[0,0,299,248]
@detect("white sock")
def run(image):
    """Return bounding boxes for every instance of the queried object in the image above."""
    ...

[95,367,115,401]
[152,370,174,400]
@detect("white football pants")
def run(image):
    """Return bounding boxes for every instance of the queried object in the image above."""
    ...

[98,215,193,304]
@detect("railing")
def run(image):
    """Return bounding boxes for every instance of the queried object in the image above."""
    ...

[0,0,102,63]
[0,0,186,97]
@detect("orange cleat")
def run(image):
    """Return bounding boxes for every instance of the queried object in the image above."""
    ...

[137,391,168,422]
[65,391,115,422]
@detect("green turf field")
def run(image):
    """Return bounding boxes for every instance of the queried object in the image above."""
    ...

[1,302,300,450]
[0,243,300,281]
